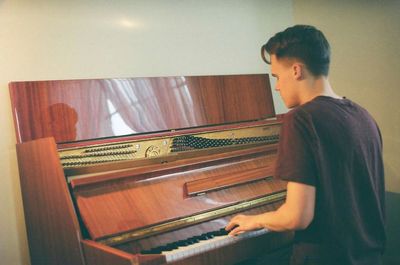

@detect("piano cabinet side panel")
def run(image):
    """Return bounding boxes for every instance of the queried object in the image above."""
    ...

[82,240,168,265]
[16,137,85,265]
[82,240,136,265]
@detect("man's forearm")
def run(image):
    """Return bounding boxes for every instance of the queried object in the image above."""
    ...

[257,203,305,231]
[226,182,315,236]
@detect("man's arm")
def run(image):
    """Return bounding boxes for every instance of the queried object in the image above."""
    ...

[226,181,315,236]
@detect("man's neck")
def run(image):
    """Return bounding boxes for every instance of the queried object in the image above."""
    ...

[299,75,340,105]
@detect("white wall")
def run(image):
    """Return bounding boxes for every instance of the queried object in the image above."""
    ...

[0,1,293,264]
[293,0,400,193]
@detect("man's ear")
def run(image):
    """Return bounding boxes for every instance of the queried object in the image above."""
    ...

[292,63,304,80]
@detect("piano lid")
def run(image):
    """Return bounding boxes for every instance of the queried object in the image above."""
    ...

[9,74,275,144]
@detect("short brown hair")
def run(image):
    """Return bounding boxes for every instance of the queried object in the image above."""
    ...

[262,25,330,76]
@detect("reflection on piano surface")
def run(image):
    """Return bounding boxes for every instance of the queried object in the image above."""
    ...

[10,74,293,265]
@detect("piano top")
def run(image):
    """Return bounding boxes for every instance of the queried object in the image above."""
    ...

[9,74,275,144]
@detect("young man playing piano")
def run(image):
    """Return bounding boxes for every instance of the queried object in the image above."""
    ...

[226,25,385,265]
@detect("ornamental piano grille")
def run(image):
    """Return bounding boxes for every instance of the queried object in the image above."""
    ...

[171,134,279,152]
[60,144,137,167]
[59,124,280,173]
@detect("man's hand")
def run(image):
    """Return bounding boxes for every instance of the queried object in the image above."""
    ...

[225,214,265,236]
[225,182,316,236]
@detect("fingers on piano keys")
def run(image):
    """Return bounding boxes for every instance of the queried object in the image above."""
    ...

[139,227,267,262]
[140,228,228,254]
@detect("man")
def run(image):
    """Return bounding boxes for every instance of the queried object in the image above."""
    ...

[226,25,385,265]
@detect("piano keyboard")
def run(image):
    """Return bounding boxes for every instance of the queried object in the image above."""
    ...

[140,228,268,262]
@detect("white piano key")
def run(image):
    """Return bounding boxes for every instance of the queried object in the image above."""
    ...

[163,229,268,262]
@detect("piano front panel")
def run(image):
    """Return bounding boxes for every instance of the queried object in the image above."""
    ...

[71,143,285,241]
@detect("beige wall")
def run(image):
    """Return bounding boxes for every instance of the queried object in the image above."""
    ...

[293,0,400,193]
[0,1,292,264]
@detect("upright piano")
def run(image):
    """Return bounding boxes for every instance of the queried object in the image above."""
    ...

[9,74,292,265]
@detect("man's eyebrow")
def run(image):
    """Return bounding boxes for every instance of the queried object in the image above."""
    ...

[271,73,277,78]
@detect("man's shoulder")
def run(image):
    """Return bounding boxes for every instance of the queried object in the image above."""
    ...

[283,103,314,124]
[288,96,370,121]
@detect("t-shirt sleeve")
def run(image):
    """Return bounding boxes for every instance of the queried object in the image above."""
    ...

[274,110,318,186]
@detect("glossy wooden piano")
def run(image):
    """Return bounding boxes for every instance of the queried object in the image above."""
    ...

[9,74,293,265]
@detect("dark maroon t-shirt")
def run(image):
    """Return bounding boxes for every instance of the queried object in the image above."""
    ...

[275,96,385,264]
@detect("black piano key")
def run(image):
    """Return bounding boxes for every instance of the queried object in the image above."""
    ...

[205,231,215,238]
[187,237,199,244]
[217,227,229,236]
[198,233,209,240]
[163,243,178,251]
[145,247,162,254]
[176,240,190,247]
[139,226,237,256]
